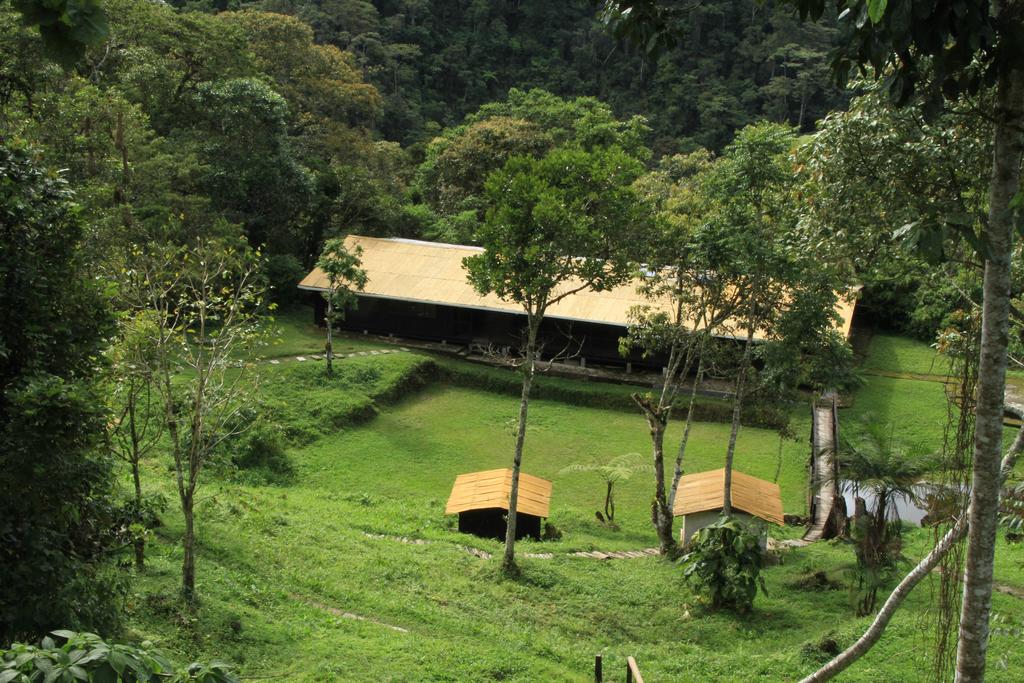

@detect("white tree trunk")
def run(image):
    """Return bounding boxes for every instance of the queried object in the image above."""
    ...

[955,38,1024,682]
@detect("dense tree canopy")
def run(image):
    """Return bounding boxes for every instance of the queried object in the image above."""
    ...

[0,143,118,641]
[253,0,847,151]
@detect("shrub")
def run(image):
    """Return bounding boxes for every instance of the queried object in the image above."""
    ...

[232,421,293,482]
[678,516,768,613]
[0,631,238,682]
[264,254,307,307]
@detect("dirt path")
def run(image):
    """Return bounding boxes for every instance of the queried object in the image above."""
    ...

[289,593,409,632]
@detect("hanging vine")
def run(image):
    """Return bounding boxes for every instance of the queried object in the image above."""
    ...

[926,305,979,681]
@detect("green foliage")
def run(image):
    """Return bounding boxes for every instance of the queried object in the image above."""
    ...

[679,516,768,613]
[559,452,651,523]
[265,254,308,307]
[317,239,368,326]
[799,82,991,339]
[465,144,651,311]
[10,0,107,66]
[269,1,846,150]
[840,417,934,615]
[0,630,238,682]
[0,143,121,641]
[790,0,1006,107]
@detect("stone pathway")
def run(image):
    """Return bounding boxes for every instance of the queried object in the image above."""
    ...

[264,347,408,366]
[362,531,659,561]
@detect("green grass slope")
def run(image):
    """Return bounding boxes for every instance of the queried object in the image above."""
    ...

[120,350,1024,681]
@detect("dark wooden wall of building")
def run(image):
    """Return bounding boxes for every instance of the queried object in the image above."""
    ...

[310,293,666,369]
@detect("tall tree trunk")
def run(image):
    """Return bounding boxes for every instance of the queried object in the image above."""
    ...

[132,458,145,570]
[502,317,539,572]
[646,413,675,554]
[325,296,334,377]
[182,490,196,601]
[955,47,1024,682]
[724,326,756,515]
[634,337,696,556]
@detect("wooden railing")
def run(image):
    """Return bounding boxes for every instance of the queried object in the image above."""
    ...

[594,654,644,683]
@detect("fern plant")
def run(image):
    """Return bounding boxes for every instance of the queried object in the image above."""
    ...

[559,452,651,524]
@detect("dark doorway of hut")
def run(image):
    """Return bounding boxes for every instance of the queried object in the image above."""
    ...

[458,508,542,541]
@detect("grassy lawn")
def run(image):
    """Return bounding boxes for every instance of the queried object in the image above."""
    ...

[264,307,385,359]
[844,374,951,456]
[861,333,951,378]
[849,333,1020,457]
[120,352,1024,681]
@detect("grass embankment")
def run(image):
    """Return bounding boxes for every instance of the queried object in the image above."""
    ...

[264,308,385,359]
[860,333,951,380]
[848,333,1020,455]
[121,339,1024,681]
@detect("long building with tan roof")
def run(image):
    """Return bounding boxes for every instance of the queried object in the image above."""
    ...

[299,235,857,368]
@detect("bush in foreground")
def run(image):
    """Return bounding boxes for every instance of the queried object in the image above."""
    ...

[679,516,768,614]
[0,631,237,683]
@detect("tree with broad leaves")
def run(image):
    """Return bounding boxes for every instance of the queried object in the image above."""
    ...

[623,148,741,555]
[600,1,1024,678]
[464,144,652,573]
[0,142,118,641]
[316,238,368,377]
[10,0,107,67]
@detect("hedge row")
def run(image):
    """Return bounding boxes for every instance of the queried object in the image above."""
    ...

[432,357,791,431]
[259,354,791,442]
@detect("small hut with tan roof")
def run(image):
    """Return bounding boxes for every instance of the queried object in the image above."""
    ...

[672,468,784,545]
[445,468,553,540]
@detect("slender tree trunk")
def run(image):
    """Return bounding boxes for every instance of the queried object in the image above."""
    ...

[132,458,145,570]
[802,426,1024,682]
[646,414,676,555]
[502,317,539,572]
[634,337,695,556]
[669,345,707,511]
[724,326,756,515]
[182,489,196,601]
[325,296,334,377]
[605,480,614,522]
[128,397,145,570]
[955,47,1024,682]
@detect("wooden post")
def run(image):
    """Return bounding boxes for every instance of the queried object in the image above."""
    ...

[626,361,632,374]
[594,654,602,682]
[580,356,586,369]
[626,656,644,683]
